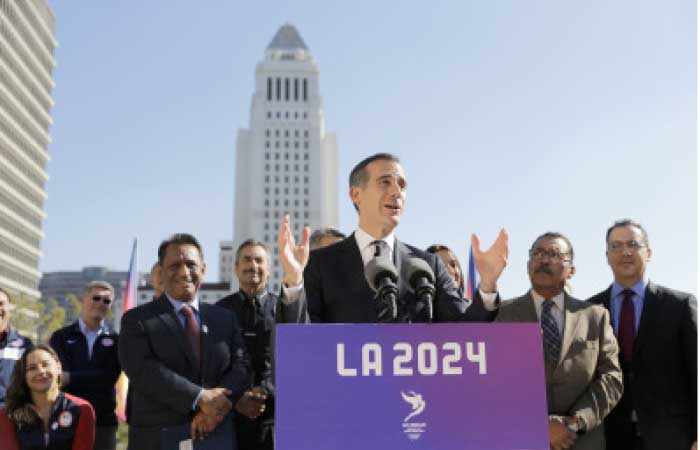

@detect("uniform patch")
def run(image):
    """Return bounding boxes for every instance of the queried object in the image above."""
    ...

[58,411,73,428]
[202,325,208,334]
[101,338,114,347]
[51,422,58,431]
[10,339,23,347]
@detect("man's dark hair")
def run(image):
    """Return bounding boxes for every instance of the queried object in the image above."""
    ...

[157,233,203,265]
[426,244,449,254]
[348,153,401,212]
[349,153,401,188]
[310,228,346,248]
[606,219,649,247]
[235,239,269,262]
[530,232,575,261]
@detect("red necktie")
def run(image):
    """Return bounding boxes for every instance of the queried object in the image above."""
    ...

[619,289,635,363]
[180,305,201,362]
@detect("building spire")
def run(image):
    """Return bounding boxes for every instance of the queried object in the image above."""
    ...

[267,24,308,51]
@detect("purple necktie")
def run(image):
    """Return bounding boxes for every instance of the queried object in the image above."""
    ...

[619,289,635,363]
[180,305,201,362]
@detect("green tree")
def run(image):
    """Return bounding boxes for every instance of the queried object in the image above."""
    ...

[8,293,43,340]
[36,298,66,344]
[63,293,82,324]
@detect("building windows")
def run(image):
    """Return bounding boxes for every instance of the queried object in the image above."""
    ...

[304,130,309,138]
[265,129,270,137]
[275,129,280,137]
[284,141,289,148]
[303,141,309,149]
[304,212,309,219]
[267,78,272,101]
[265,153,270,160]
[304,164,309,172]
[265,141,270,148]
[274,153,280,160]
[303,153,309,160]
[276,111,281,119]
[267,111,272,119]
[303,78,308,101]
[294,141,299,149]
[294,78,299,101]
[275,141,279,149]
[285,78,290,101]
[284,130,289,138]
[276,78,281,101]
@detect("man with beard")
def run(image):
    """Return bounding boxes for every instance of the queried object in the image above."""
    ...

[496,232,622,450]
[217,239,275,450]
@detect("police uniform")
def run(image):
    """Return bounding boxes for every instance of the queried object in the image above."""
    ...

[49,322,120,450]
[0,392,95,450]
[217,290,276,450]
[0,328,32,407]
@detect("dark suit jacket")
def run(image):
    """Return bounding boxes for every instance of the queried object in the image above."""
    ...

[118,295,251,450]
[302,234,496,323]
[496,292,623,450]
[49,322,121,426]
[588,281,697,450]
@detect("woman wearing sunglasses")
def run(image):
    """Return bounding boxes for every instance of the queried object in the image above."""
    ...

[0,344,95,450]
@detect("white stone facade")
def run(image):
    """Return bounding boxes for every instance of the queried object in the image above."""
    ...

[232,24,338,292]
[0,0,57,301]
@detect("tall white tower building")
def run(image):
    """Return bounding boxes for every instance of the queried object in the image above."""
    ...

[232,24,338,292]
[0,0,57,301]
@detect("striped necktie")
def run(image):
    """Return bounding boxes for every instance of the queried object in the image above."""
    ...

[541,299,561,362]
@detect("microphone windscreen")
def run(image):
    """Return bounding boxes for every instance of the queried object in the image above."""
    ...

[403,257,435,287]
[364,257,399,292]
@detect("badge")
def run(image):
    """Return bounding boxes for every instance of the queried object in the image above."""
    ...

[0,348,21,360]
[66,339,77,344]
[10,339,23,348]
[202,325,208,334]
[58,411,73,427]
[101,338,114,347]
[51,422,58,431]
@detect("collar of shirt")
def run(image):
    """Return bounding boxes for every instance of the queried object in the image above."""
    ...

[530,289,565,335]
[354,227,396,266]
[611,278,648,301]
[166,294,200,315]
[78,318,106,336]
[240,289,268,305]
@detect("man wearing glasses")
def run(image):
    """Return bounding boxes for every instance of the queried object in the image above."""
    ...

[588,220,697,450]
[496,232,622,450]
[50,281,121,450]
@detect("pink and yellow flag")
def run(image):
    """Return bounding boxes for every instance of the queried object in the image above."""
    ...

[115,238,137,422]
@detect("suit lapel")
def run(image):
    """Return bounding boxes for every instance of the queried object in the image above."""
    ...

[154,296,199,371]
[198,304,213,377]
[558,294,582,366]
[342,234,374,295]
[634,281,659,357]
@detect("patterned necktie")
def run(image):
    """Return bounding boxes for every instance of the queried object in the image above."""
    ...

[619,289,636,363]
[541,299,561,362]
[180,305,201,362]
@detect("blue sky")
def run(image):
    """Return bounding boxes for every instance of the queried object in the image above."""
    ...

[42,1,696,299]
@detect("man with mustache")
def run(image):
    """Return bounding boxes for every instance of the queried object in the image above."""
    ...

[587,220,697,450]
[496,232,622,450]
[278,153,508,323]
[217,239,275,450]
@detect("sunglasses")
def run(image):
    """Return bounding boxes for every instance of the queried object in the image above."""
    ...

[92,295,112,305]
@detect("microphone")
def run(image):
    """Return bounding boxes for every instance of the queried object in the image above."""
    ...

[364,257,399,321]
[403,258,436,322]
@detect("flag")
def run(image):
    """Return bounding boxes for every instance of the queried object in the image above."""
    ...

[465,245,479,301]
[115,238,137,422]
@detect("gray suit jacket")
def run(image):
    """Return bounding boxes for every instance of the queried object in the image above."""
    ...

[496,291,623,450]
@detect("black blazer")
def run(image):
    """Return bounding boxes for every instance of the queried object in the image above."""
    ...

[49,322,120,426]
[118,295,251,450]
[588,281,697,450]
[303,234,496,323]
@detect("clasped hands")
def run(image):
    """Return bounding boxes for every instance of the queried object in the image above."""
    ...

[191,387,267,440]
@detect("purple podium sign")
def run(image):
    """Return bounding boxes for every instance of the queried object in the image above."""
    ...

[276,323,549,450]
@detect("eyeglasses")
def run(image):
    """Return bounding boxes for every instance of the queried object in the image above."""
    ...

[528,248,571,263]
[607,240,646,254]
[92,295,112,305]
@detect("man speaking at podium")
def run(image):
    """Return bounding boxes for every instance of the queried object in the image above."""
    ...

[277,153,508,323]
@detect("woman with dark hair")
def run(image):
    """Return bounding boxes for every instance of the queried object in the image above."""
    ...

[426,244,466,298]
[0,344,95,450]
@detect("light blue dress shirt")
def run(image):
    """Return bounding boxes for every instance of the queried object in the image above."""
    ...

[610,279,647,336]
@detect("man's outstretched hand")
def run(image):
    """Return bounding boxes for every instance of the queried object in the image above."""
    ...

[471,229,508,293]
[278,214,310,287]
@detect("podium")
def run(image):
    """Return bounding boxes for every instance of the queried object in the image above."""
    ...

[276,323,549,450]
